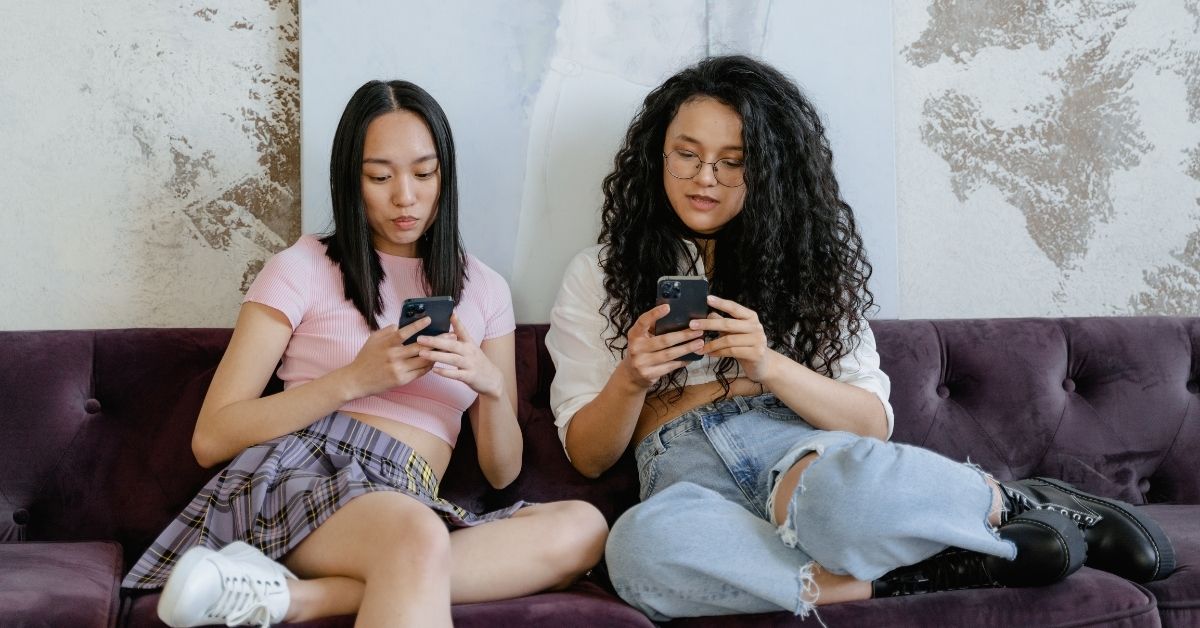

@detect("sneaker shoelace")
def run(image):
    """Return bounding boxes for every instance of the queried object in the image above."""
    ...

[206,573,280,627]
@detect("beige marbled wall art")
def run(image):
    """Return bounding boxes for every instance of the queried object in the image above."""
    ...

[4,2,1197,327]
[895,0,1200,316]
[0,1,298,329]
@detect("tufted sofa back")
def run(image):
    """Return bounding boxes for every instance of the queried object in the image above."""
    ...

[0,318,1197,571]
[872,317,1200,505]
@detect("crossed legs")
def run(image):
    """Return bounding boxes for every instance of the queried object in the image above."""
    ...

[279,493,608,627]
[766,450,1008,606]
[607,436,1015,619]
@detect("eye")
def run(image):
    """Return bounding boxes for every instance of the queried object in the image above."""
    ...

[414,170,437,180]
[676,150,698,160]
[718,159,744,169]
[365,174,390,183]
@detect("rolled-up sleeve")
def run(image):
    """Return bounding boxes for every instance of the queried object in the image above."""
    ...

[830,321,895,439]
[546,247,620,457]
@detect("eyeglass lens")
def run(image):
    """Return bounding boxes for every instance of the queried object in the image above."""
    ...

[664,151,744,187]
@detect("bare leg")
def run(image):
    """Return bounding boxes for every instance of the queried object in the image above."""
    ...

[275,497,607,623]
[810,564,872,605]
[983,476,1004,526]
[770,452,818,527]
[281,492,453,627]
[446,500,608,603]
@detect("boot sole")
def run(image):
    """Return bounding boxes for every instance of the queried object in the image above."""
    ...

[1033,476,1176,581]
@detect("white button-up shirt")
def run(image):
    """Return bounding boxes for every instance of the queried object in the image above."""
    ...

[546,243,895,456]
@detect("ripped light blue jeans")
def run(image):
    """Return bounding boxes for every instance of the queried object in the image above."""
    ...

[604,393,1015,622]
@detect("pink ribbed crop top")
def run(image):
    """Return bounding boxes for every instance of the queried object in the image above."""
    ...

[244,234,515,445]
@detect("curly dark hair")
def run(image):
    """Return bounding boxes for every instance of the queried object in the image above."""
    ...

[598,54,875,397]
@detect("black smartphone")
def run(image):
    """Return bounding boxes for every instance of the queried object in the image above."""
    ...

[398,296,455,345]
[653,275,709,361]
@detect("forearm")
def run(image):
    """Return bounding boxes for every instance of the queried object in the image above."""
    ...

[564,363,648,478]
[760,352,889,440]
[472,390,523,488]
[193,367,359,467]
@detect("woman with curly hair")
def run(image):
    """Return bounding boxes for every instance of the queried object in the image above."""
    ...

[546,55,1173,621]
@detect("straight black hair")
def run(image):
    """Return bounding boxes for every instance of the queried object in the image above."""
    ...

[322,80,467,329]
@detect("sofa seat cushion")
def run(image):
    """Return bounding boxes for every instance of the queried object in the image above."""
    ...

[1141,504,1199,627]
[665,565,1159,627]
[124,581,653,627]
[0,541,122,628]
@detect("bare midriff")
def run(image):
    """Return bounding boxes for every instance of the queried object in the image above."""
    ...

[632,376,764,445]
[343,410,454,481]
[344,377,764,480]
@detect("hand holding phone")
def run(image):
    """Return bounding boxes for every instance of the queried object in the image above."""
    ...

[653,276,709,361]
[399,296,455,345]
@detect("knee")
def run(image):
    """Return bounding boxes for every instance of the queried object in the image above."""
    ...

[789,439,895,540]
[606,484,705,584]
[534,501,609,585]
[605,503,660,594]
[364,496,451,579]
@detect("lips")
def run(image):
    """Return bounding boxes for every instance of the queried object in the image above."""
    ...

[687,194,719,210]
[393,216,419,230]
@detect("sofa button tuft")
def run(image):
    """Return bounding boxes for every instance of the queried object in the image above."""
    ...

[1138,478,1151,494]
[935,385,950,399]
[12,509,29,525]
[84,398,102,414]
[1188,381,1199,394]
[1062,379,1076,393]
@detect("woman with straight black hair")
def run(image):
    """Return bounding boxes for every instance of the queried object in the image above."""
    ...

[123,79,608,628]
[546,55,1174,622]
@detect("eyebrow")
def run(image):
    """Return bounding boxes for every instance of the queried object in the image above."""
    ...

[362,154,439,166]
[673,134,743,152]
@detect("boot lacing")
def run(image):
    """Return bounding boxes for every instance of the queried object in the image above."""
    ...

[1001,485,1102,528]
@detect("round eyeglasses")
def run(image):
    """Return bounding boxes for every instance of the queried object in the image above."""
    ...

[663,150,746,187]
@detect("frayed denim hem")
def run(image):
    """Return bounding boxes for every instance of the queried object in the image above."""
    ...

[794,561,822,622]
[962,459,1017,560]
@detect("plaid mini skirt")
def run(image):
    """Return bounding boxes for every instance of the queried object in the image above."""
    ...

[123,411,525,589]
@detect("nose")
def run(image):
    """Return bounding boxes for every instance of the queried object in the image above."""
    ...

[693,161,719,186]
[391,176,416,207]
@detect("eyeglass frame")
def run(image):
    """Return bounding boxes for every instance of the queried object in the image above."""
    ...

[662,150,746,188]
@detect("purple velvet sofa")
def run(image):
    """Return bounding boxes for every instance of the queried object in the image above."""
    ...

[1,317,1197,627]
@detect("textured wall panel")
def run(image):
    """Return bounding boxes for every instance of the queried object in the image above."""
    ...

[0,1,299,329]
[896,0,1200,317]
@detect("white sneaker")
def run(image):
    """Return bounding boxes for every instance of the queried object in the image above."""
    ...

[157,542,296,627]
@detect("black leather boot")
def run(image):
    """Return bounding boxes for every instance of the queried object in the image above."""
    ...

[871,509,1085,598]
[999,476,1176,583]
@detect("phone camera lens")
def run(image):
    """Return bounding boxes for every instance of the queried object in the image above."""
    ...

[660,284,672,298]
[404,305,415,316]
[416,303,426,313]
[671,282,681,298]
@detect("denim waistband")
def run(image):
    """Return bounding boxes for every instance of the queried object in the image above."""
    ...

[640,392,788,451]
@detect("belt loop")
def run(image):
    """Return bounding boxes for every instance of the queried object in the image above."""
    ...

[734,395,750,413]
